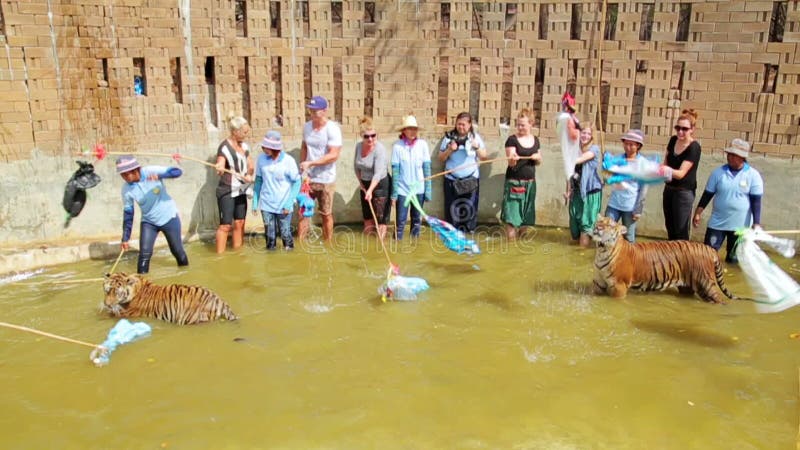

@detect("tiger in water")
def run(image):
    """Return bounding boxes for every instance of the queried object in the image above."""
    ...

[591,216,736,303]
[102,272,238,324]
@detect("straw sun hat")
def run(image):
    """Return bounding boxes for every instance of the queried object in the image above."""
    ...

[396,115,421,132]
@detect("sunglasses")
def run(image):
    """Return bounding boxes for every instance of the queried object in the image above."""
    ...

[363,133,377,139]
[674,125,691,132]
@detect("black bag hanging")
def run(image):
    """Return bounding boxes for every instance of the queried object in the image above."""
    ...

[62,160,102,226]
[452,176,479,195]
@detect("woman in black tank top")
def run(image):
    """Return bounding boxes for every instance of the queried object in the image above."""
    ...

[501,108,542,239]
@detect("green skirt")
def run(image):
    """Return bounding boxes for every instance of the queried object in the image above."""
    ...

[569,190,602,239]
[501,179,536,227]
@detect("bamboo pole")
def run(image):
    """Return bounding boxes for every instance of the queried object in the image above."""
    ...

[764,230,800,235]
[77,150,243,179]
[109,248,125,274]
[367,198,394,269]
[424,155,536,182]
[596,0,608,158]
[18,278,105,286]
[0,321,105,351]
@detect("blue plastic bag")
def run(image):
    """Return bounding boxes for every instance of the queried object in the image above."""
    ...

[90,319,152,367]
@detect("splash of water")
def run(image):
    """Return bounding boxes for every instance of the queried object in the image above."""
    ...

[0,268,45,285]
[303,302,334,314]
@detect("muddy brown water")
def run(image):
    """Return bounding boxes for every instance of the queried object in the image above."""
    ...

[1,227,798,448]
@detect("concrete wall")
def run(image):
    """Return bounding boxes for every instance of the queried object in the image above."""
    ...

[2,134,797,246]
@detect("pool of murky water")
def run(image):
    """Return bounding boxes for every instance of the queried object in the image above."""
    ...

[1,227,798,449]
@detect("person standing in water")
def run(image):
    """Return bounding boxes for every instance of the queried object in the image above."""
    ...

[604,129,649,243]
[298,96,343,242]
[214,113,253,253]
[566,123,603,247]
[117,155,189,274]
[253,130,301,251]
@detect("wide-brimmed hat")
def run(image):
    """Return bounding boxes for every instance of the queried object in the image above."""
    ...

[261,130,283,151]
[724,138,750,159]
[306,95,329,110]
[620,129,645,145]
[115,155,140,174]
[396,115,421,131]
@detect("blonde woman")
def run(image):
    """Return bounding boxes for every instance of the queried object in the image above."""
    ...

[567,123,603,247]
[215,113,253,253]
[354,117,391,239]
[502,108,542,239]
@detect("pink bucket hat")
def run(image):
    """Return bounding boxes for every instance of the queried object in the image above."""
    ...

[620,129,645,145]
[261,130,283,150]
[115,155,141,174]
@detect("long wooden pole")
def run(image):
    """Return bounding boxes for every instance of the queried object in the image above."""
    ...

[367,199,394,269]
[18,278,105,286]
[78,150,243,178]
[764,230,800,235]
[109,248,125,274]
[424,155,536,182]
[596,0,608,158]
[0,321,105,351]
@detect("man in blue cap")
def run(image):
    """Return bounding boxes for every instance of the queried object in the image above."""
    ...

[298,95,342,242]
[116,155,188,273]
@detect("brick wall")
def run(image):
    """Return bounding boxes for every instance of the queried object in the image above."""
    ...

[0,0,798,162]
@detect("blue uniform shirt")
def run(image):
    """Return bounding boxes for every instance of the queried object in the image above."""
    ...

[121,166,179,227]
[706,163,764,230]
[255,152,300,214]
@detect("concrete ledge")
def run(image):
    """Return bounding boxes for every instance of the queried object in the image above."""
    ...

[0,234,211,276]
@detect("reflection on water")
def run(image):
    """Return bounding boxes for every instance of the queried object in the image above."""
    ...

[0,226,798,448]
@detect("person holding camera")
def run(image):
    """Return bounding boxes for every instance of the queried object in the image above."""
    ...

[438,112,488,233]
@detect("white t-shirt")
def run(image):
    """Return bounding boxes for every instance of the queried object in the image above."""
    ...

[302,120,343,184]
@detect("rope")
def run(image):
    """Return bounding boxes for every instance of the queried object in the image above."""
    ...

[0,321,105,351]
[109,248,125,274]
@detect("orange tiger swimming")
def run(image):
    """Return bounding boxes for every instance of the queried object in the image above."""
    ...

[102,273,238,324]
[591,216,736,303]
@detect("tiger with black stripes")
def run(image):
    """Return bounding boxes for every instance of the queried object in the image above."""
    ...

[591,216,736,303]
[102,273,238,324]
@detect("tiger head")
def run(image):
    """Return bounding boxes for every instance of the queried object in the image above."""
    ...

[102,272,144,316]
[591,215,628,248]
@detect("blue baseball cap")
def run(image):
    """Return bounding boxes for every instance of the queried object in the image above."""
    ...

[306,96,329,110]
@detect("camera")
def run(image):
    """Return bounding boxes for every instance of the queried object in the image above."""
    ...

[445,130,468,147]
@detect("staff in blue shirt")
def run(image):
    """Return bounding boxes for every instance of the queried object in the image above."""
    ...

[692,138,764,263]
[117,155,188,274]
[252,130,301,251]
